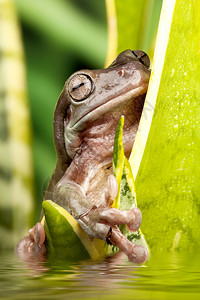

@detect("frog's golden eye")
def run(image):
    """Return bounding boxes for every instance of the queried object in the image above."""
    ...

[132,50,150,69]
[68,74,94,101]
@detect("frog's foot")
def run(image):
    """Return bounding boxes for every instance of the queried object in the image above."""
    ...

[78,206,148,264]
[16,222,46,259]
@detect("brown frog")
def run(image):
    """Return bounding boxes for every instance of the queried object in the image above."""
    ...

[17,50,150,263]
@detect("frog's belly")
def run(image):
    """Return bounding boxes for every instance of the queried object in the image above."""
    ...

[86,166,112,208]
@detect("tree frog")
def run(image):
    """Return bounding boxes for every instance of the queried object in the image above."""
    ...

[17,50,150,263]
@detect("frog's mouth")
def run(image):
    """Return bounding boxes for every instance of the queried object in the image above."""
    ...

[69,82,148,131]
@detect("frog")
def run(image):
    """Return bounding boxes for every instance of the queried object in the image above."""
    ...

[16,50,151,264]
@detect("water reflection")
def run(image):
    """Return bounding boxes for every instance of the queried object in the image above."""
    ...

[1,250,200,299]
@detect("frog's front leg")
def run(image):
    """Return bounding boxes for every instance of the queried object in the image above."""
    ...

[79,207,148,264]
[54,176,148,264]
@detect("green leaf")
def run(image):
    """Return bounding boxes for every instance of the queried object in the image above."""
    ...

[115,0,147,53]
[119,158,148,249]
[130,0,200,252]
[112,116,125,209]
[106,117,148,255]
[42,200,102,261]
[105,0,162,65]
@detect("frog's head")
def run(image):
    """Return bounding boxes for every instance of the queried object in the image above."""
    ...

[53,50,150,171]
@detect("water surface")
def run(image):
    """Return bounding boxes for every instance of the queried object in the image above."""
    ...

[0,251,200,299]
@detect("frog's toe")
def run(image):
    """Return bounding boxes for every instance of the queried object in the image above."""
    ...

[29,222,46,246]
[128,245,148,264]
[126,207,142,232]
[107,175,118,205]
[34,222,46,246]
[98,207,142,231]
[110,226,148,264]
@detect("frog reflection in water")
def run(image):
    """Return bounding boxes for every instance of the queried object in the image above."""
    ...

[17,50,151,263]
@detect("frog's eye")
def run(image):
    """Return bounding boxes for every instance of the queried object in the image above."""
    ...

[68,74,94,101]
[132,50,150,69]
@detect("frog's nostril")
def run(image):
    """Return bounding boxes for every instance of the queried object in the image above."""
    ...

[132,50,150,69]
